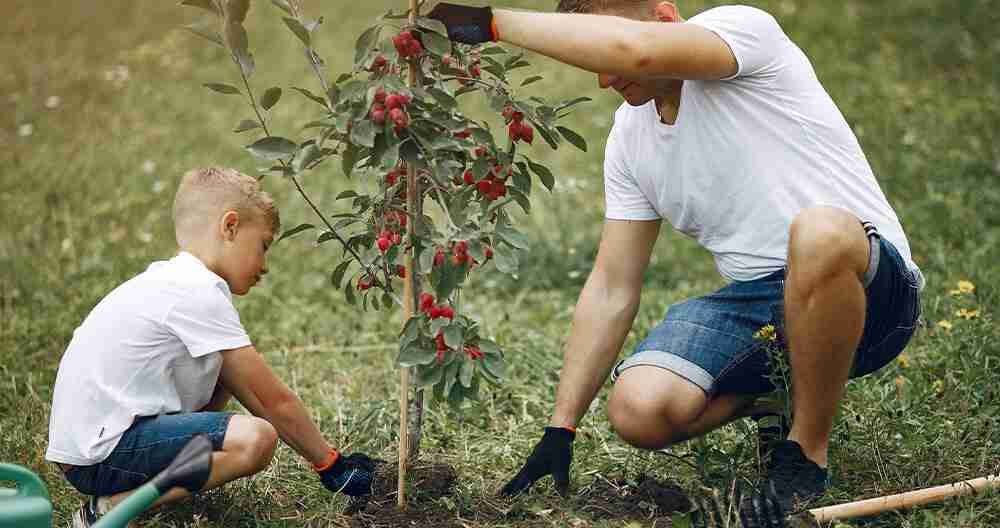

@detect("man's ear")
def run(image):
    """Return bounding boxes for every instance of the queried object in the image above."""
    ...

[653,1,679,22]
[220,210,240,242]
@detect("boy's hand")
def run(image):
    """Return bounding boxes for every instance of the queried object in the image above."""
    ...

[427,3,497,44]
[500,427,575,496]
[317,452,377,497]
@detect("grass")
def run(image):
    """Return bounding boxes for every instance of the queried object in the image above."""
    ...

[1,0,998,526]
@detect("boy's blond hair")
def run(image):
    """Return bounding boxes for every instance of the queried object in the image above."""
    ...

[172,167,280,247]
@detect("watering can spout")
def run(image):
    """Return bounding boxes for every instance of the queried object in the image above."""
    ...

[149,433,213,494]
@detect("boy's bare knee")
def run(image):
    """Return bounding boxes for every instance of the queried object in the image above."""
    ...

[225,415,278,474]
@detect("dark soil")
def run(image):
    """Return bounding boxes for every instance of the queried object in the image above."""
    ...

[345,463,690,528]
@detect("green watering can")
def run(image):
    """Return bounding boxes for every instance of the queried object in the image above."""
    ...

[0,434,212,528]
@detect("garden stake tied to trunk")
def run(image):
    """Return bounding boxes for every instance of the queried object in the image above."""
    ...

[691,472,1000,527]
[180,0,592,510]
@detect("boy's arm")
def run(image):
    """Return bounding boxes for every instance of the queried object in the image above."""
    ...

[429,5,737,80]
[218,345,331,466]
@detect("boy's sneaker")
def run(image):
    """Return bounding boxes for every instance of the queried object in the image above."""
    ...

[70,496,101,528]
[752,412,790,466]
[759,440,829,513]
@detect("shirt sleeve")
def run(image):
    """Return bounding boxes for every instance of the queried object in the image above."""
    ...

[604,112,660,221]
[687,6,786,80]
[164,282,251,358]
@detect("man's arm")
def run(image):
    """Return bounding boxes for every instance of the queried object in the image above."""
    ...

[549,218,661,428]
[200,381,232,412]
[218,345,331,466]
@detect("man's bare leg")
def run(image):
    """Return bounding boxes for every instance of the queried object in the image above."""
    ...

[783,206,870,467]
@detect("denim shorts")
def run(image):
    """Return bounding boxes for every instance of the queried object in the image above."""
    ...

[64,412,233,496]
[613,229,922,395]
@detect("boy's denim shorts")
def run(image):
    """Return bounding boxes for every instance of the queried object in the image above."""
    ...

[64,412,233,497]
[613,228,922,396]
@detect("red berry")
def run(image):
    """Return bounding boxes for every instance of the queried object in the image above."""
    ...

[476,179,492,195]
[386,169,398,186]
[374,87,387,104]
[485,245,494,259]
[397,212,408,226]
[511,111,524,123]
[368,55,388,72]
[407,39,424,57]
[435,331,447,350]
[433,248,445,267]
[463,170,476,185]
[474,146,487,157]
[396,265,406,278]
[435,349,446,363]
[464,345,482,360]
[389,108,409,129]
[429,306,444,319]
[454,128,471,139]
[391,232,402,245]
[357,277,372,290]
[377,237,391,253]
[385,94,404,110]
[491,179,507,197]
[508,121,523,142]
[469,64,481,77]
[450,254,466,266]
[453,240,468,256]
[371,108,386,125]
[439,306,455,319]
[420,292,435,312]
[521,123,534,144]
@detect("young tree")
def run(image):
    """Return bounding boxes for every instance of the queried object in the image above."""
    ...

[181,0,589,506]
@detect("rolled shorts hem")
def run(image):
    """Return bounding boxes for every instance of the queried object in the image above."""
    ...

[612,350,715,394]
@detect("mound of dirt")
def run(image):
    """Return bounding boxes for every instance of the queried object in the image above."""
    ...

[577,475,691,522]
[346,462,462,528]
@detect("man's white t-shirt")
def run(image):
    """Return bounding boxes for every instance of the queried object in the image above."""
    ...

[46,252,251,466]
[603,5,921,284]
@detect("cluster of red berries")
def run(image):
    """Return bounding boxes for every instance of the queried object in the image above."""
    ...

[503,105,533,144]
[376,228,403,253]
[392,30,424,59]
[367,54,389,73]
[461,164,511,201]
[432,240,475,268]
[370,88,412,132]
[420,293,455,320]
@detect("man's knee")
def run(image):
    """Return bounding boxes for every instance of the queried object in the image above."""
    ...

[224,415,278,475]
[607,368,705,450]
[788,206,869,282]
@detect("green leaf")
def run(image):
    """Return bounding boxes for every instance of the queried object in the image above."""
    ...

[330,260,351,289]
[459,360,474,388]
[416,17,448,36]
[398,340,437,367]
[534,124,560,149]
[233,119,261,133]
[350,119,377,148]
[341,143,358,177]
[497,225,530,250]
[354,25,381,66]
[260,87,282,111]
[282,17,311,47]
[270,0,293,15]
[422,31,451,57]
[557,126,588,152]
[427,87,457,110]
[493,245,518,274]
[316,231,337,245]
[433,261,463,300]
[526,158,555,191]
[292,142,321,173]
[344,277,357,305]
[203,82,241,95]
[415,363,445,387]
[180,0,221,16]
[479,46,507,55]
[276,223,315,243]
[508,187,531,214]
[290,86,327,107]
[223,21,254,76]
[183,24,224,47]
[335,190,358,200]
[520,75,543,86]
[223,0,249,22]
[246,136,297,160]
[555,96,592,113]
[443,324,463,349]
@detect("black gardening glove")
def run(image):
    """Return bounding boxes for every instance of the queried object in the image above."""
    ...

[317,452,376,497]
[500,427,575,497]
[427,3,497,45]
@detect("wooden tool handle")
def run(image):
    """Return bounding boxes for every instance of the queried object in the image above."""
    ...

[809,474,1000,522]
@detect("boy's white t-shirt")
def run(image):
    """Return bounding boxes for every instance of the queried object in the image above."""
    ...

[603,5,921,284]
[46,252,251,466]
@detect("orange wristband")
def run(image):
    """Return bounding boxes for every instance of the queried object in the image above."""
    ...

[490,17,499,41]
[313,448,340,472]
[563,426,577,433]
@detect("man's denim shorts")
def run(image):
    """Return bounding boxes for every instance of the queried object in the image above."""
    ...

[613,229,922,395]
[64,412,233,496]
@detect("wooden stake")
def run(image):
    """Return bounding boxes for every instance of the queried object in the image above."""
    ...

[397,0,419,509]
[809,474,1000,522]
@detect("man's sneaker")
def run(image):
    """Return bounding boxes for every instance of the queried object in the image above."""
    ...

[70,496,101,528]
[751,412,790,467]
[760,440,829,512]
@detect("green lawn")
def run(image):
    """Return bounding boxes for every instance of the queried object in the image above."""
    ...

[2,0,998,526]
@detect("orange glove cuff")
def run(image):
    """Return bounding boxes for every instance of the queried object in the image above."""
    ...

[313,448,340,472]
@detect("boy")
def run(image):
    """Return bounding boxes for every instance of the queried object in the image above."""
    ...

[429,0,923,516]
[46,167,374,527]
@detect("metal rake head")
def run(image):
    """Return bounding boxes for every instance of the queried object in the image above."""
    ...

[691,481,788,528]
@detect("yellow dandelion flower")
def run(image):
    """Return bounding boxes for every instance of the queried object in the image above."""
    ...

[753,324,778,342]
[936,320,953,331]
[932,379,945,395]
[896,354,911,369]
[894,376,907,390]
[955,308,980,320]
[950,280,976,296]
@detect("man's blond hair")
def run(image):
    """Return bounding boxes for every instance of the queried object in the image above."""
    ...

[172,167,280,247]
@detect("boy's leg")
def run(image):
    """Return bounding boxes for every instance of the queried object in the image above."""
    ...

[105,414,278,509]
[782,206,870,467]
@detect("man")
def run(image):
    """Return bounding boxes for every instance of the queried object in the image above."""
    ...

[429,0,923,515]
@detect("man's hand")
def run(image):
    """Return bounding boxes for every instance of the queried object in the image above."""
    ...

[427,3,497,45]
[318,452,377,497]
[500,427,575,496]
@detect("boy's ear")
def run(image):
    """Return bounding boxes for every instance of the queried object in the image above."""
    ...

[653,1,679,22]
[220,210,240,241]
